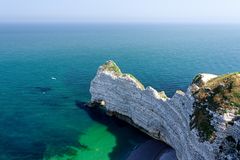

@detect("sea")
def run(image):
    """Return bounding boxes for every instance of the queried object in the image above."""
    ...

[0,23,240,160]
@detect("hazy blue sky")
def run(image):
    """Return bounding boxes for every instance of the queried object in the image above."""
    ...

[1,0,240,23]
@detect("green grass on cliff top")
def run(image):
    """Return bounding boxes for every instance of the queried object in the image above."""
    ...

[199,72,240,113]
[191,72,240,142]
[102,61,122,75]
[101,61,145,89]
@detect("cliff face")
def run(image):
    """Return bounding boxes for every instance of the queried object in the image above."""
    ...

[90,60,240,160]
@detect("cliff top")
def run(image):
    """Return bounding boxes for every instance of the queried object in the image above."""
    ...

[100,60,145,90]
[193,72,240,115]
[191,72,240,142]
[101,60,122,75]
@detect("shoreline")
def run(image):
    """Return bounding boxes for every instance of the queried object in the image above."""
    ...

[127,139,177,160]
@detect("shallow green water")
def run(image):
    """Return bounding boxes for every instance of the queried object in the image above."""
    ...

[0,23,240,160]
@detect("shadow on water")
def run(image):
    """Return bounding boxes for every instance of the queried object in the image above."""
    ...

[0,112,47,160]
[0,108,85,160]
[75,100,177,160]
[0,86,83,160]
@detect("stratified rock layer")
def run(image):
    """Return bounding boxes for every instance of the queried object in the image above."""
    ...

[90,60,240,160]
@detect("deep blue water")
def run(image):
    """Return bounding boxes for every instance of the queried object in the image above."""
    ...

[0,23,240,160]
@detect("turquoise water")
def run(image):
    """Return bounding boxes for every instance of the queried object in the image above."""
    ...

[0,23,240,160]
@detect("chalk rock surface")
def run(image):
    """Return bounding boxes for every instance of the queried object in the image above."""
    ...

[90,60,240,160]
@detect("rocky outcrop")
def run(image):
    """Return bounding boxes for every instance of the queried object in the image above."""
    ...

[90,60,240,160]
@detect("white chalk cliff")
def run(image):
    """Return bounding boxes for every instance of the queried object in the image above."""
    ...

[90,60,240,160]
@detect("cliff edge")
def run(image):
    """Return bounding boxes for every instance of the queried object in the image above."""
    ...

[90,60,240,160]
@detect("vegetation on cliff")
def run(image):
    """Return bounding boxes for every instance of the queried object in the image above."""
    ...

[101,60,122,75]
[191,72,240,142]
[195,72,240,114]
[101,61,145,90]
[158,91,168,99]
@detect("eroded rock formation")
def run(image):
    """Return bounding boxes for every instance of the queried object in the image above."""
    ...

[90,60,240,160]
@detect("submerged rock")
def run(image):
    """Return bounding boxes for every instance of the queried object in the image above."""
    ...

[34,87,52,93]
[90,60,240,160]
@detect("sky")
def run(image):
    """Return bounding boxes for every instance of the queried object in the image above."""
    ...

[1,0,240,23]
